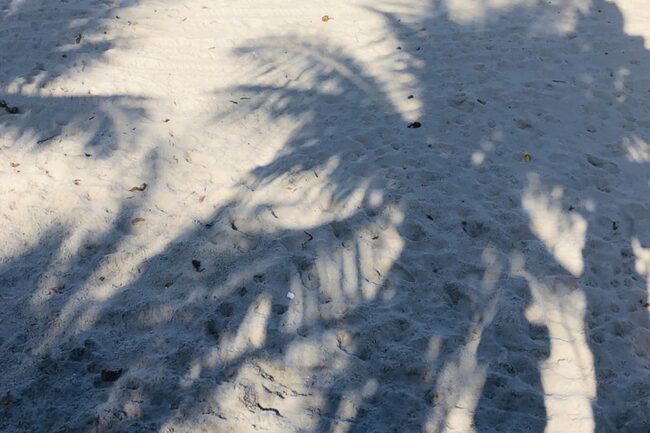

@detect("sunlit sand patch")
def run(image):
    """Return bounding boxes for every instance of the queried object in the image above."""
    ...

[424,332,487,433]
[616,0,650,48]
[622,136,650,162]
[331,379,379,433]
[214,294,271,365]
[522,174,586,277]
[441,0,589,31]
[511,253,596,433]
[631,238,650,309]
[424,274,502,433]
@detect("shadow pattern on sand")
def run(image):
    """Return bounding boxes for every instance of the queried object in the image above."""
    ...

[2,1,650,432]
[0,0,147,157]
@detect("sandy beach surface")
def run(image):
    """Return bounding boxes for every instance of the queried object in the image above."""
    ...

[1,0,650,432]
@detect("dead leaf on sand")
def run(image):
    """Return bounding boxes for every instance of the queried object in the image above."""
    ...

[131,217,145,225]
[192,259,204,272]
[129,183,148,192]
[321,15,333,22]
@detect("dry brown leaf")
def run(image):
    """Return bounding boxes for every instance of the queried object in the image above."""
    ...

[131,217,145,225]
[129,183,148,192]
[192,259,203,272]
[321,15,333,22]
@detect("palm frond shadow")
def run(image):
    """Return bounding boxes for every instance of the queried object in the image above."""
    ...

[2,1,650,432]
[0,0,149,158]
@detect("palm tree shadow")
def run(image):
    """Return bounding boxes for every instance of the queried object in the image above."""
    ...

[2,0,650,432]
[222,0,650,432]
[0,0,148,158]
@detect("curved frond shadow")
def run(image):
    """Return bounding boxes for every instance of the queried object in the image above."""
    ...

[1,1,650,433]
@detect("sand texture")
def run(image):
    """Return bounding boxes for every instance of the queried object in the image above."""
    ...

[1,0,650,432]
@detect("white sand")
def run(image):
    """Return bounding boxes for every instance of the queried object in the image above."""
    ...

[1,0,650,432]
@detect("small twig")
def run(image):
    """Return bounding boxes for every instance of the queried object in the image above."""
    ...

[301,231,314,249]
[37,134,59,144]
